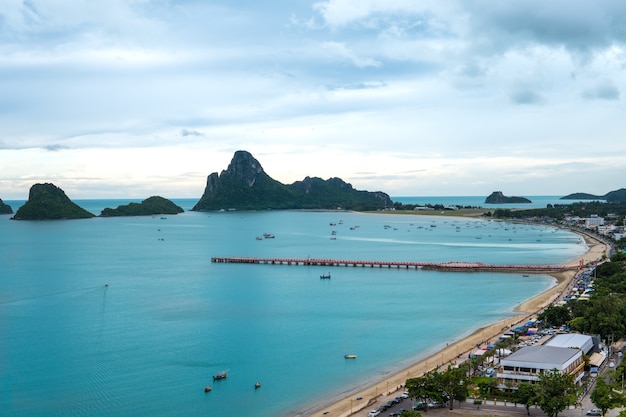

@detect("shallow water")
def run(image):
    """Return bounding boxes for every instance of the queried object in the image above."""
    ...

[0,201,586,417]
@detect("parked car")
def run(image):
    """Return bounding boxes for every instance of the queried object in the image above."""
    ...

[401,391,409,399]
[586,409,601,416]
[367,410,381,417]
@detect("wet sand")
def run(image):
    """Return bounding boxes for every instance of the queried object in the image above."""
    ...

[297,230,609,417]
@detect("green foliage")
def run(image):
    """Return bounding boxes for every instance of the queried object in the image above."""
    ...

[590,378,625,416]
[512,382,537,416]
[405,364,469,411]
[100,196,184,216]
[13,183,94,220]
[192,151,393,211]
[399,411,421,417]
[0,198,13,214]
[535,369,578,417]
[538,305,572,327]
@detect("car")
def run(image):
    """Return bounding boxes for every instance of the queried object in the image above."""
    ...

[586,409,601,416]
[367,410,381,417]
[389,413,399,417]
[401,391,409,399]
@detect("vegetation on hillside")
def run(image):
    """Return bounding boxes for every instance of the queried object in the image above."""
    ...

[12,183,94,220]
[100,196,184,216]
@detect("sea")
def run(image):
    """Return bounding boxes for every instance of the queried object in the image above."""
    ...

[0,196,590,417]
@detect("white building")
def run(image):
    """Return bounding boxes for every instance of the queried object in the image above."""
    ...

[585,215,605,227]
[497,345,585,389]
[544,333,594,354]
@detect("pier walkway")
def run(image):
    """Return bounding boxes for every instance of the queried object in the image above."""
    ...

[210,257,577,273]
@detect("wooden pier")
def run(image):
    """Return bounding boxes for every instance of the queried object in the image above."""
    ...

[210,256,576,273]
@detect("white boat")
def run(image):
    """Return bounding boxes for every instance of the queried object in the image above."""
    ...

[344,354,357,359]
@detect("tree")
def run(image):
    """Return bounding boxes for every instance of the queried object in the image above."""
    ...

[590,378,625,416]
[513,382,537,416]
[535,369,577,417]
[538,305,572,327]
[435,365,468,410]
[400,411,421,417]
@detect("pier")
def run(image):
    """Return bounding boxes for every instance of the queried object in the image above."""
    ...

[210,257,577,273]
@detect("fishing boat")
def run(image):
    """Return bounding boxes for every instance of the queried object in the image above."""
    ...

[213,370,227,380]
[320,273,331,279]
[344,354,357,359]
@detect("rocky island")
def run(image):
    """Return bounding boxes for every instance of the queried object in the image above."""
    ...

[484,191,531,204]
[192,150,392,211]
[561,188,626,202]
[0,198,13,215]
[11,183,95,220]
[100,196,184,217]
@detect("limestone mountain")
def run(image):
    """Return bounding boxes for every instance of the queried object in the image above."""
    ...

[12,183,95,220]
[100,196,184,217]
[484,191,531,204]
[0,198,13,215]
[192,151,392,211]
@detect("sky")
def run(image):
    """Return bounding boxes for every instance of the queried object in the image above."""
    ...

[1,0,626,200]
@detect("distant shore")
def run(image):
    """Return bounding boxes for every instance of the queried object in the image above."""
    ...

[296,223,608,417]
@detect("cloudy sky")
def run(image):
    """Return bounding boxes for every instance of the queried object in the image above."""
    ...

[1,0,625,200]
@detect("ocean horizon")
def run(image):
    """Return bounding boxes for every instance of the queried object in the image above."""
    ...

[0,198,589,416]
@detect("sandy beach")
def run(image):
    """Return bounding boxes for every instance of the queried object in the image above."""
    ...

[297,229,609,417]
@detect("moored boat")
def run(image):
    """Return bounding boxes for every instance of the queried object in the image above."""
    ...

[213,370,227,380]
[320,273,331,279]
[344,354,357,359]
[204,385,212,392]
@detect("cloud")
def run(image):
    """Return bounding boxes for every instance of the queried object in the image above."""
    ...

[510,89,544,105]
[180,129,204,137]
[582,80,621,100]
[44,144,69,151]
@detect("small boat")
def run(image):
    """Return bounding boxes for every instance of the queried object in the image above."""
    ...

[255,236,263,240]
[204,386,212,392]
[344,354,357,359]
[320,273,331,279]
[213,370,227,380]
[263,233,275,239]
[255,382,261,389]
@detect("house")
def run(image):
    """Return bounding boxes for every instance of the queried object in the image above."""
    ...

[496,345,585,389]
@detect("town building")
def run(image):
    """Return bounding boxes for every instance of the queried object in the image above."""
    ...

[496,345,585,390]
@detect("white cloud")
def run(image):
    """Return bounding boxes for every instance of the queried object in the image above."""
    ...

[1,0,625,199]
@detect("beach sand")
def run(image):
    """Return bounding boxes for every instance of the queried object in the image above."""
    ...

[297,230,609,417]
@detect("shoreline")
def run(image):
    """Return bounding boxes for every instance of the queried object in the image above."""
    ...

[297,228,609,417]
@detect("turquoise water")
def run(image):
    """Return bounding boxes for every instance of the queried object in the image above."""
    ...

[0,199,587,417]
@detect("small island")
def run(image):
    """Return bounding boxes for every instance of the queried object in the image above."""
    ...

[100,196,184,217]
[12,183,95,220]
[484,191,531,204]
[0,198,13,215]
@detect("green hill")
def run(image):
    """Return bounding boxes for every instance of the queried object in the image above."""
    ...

[0,198,12,215]
[100,196,184,217]
[192,151,392,211]
[12,183,94,220]
[561,188,626,202]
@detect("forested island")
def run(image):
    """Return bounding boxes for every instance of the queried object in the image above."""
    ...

[192,150,392,211]
[0,198,12,215]
[100,196,184,216]
[11,183,94,220]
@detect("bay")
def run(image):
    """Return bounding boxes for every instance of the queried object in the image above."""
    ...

[0,199,587,417]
